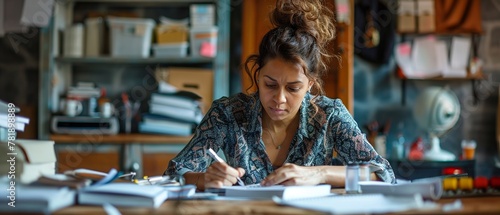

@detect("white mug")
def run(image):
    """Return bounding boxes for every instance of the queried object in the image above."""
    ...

[65,100,83,117]
[100,102,114,118]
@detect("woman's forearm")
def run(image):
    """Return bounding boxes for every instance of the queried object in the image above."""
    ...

[183,172,205,191]
[318,166,380,187]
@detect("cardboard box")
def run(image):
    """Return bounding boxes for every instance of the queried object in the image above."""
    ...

[417,0,435,33]
[398,0,416,33]
[166,67,213,112]
[156,25,188,44]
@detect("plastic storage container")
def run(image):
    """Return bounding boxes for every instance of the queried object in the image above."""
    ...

[152,42,188,57]
[190,4,215,27]
[107,17,155,58]
[190,27,218,57]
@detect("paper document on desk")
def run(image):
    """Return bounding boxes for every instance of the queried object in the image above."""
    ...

[0,185,75,214]
[214,184,331,200]
[359,177,443,200]
[274,193,439,214]
[78,183,168,208]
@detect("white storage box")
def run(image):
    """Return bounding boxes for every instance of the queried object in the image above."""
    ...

[190,4,215,27]
[190,27,218,58]
[153,42,188,57]
[107,17,155,58]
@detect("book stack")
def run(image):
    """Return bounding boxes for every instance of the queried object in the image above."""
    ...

[67,82,101,99]
[0,185,76,214]
[139,91,203,136]
[0,100,30,141]
[78,183,168,208]
[0,139,56,184]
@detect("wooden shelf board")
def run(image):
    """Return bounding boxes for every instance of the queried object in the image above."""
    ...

[403,73,484,81]
[50,133,192,144]
[55,57,213,64]
[397,66,485,81]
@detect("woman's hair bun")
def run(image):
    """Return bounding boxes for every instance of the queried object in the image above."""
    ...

[270,0,335,45]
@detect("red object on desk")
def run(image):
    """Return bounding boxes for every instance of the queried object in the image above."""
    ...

[490,177,500,189]
[408,137,424,160]
[474,176,489,190]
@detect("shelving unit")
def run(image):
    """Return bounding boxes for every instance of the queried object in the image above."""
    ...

[396,30,484,106]
[39,0,230,176]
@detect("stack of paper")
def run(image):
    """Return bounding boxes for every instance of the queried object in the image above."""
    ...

[0,185,75,214]
[274,193,438,214]
[359,177,443,200]
[78,183,168,208]
[0,100,30,132]
[210,184,332,200]
[396,36,472,78]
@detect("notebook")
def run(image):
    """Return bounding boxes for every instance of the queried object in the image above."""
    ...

[78,183,168,208]
[274,193,439,214]
[211,184,332,200]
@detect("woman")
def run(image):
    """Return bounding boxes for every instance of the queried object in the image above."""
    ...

[165,0,395,190]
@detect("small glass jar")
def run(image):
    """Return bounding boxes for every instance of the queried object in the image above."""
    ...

[359,162,370,182]
[345,163,360,194]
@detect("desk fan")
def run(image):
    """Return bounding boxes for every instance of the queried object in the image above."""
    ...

[413,86,460,161]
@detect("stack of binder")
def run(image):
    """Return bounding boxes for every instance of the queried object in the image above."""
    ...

[139,91,203,136]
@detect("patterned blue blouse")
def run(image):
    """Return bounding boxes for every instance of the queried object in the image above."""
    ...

[165,92,396,184]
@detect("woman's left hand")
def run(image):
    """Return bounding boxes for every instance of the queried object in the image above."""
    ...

[260,163,325,186]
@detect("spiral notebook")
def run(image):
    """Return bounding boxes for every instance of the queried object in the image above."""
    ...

[273,193,439,214]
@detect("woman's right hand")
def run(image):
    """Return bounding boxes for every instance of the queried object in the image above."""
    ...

[204,162,245,188]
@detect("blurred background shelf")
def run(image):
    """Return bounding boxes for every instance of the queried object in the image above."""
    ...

[55,57,214,64]
[50,133,192,144]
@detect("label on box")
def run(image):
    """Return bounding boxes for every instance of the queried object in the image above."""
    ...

[135,24,146,36]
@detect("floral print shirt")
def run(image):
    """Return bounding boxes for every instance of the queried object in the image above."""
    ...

[165,92,396,184]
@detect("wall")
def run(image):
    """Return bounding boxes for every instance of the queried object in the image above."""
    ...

[353,0,500,178]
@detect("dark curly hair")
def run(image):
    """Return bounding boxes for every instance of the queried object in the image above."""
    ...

[244,0,336,112]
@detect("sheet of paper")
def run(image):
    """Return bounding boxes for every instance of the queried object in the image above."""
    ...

[274,193,439,214]
[435,40,453,76]
[21,0,54,27]
[359,176,443,200]
[445,36,471,77]
[395,42,415,77]
[221,184,331,200]
[411,36,442,78]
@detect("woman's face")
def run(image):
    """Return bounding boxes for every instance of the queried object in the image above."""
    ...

[258,58,312,122]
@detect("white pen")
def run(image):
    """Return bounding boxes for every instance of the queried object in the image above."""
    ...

[207,148,245,186]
